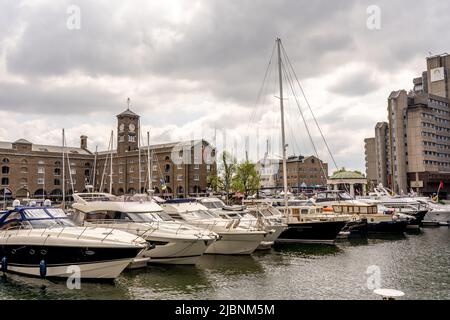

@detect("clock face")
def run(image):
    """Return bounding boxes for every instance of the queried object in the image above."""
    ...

[119,123,125,132]
[129,123,136,132]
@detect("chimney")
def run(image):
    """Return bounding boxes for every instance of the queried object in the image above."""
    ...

[80,135,88,149]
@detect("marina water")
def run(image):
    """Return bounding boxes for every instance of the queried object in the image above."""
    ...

[0,227,448,300]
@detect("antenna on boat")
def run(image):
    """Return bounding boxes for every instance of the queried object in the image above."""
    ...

[92,145,98,191]
[276,38,289,208]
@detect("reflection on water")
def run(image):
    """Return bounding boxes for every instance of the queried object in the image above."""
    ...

[273,243,342,257]
[0,228,449,300]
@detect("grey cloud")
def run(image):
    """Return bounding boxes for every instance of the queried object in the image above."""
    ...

[327,70,381,96]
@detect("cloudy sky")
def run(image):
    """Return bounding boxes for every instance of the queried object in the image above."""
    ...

[1,0,449,173]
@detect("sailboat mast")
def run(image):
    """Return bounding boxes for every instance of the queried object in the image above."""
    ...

[147,131,152,193]
[277,38,288,206]
[109,130,113,194]
[62,129,66,207]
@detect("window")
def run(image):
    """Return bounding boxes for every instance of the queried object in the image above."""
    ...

[20,178,27,185]
[207,165,211,171]
[177,175,183,181]
[1,177,8,185]
[54,168,61,176]
[128,135,136,142]
[21,159,27,165]
[38,160,45,165]
[54,179,60,186]
[194,174,200,181]
[129,167,134,173]
[21,167,28,174]
[37,178,44,185]
[164,164,171,172]
[84,169,90,176]
[70,168,76,175]
[165,176,170,183]
[194,164,200,170]
[152,165,157,172]
[119,135,125,142]
[1,166,9,174]
[2,158,9,164]
[177,164,183,170]
[55,161,61,166]
[37,167,45,174]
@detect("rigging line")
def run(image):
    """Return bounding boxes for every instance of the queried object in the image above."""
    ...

[246,42,277,133]
[281,60,328,181]
[280,42,339,170]
[284,90,302,157]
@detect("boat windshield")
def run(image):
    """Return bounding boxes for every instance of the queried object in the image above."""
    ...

[126,211,173,222]
[23,209,75,228]
[202,201,225,209]
[338,192,353,200]
[183,210,216,219]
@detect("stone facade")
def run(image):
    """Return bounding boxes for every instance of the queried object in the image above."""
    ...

[0,108,216,200]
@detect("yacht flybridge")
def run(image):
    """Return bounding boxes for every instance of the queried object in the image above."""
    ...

[71,193,218,265]
[0,202,147,279]
[162,199,267,255]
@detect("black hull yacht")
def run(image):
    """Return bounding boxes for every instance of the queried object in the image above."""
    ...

[0,203,147,279]
[276,220,347,245]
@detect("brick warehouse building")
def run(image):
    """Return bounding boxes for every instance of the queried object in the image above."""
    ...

[0,106,216,201]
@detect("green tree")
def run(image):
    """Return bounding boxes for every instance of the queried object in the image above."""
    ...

[232,160,261,197]
[208,152,237,203]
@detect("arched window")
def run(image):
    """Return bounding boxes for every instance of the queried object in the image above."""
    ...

[1,177,9,185]
[1,166,9,174]
[85,162,91,167]
[127,188,136,195]
[1,158,9,164]
[21,159,28,165]
[55,161,61,166]
[165,156,170,161]
[21,167,28,174]
[34,189,46,197]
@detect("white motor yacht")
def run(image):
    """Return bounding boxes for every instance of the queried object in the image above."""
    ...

[199,197,287,249]
[0,202,147,279]
[162,199,267,255]
[71,193,218,265]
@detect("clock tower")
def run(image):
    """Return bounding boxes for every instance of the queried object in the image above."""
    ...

[117,98,140,155]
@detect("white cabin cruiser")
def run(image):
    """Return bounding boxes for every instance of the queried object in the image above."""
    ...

[162,199,267,255]
[71,193,218,265]
[199,197,287,249]
[0,202,147,279]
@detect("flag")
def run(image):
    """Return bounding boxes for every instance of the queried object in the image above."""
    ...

[439,181,444,190]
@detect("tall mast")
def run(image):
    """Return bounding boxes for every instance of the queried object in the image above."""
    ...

[147,131,152,194]
[138,118,142,193]
[109,130,113,194]
[62,129,65,207]
[277,38,288,206]
[92,145,98,191]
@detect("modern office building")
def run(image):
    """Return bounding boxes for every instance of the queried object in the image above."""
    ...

[365,53,450,197]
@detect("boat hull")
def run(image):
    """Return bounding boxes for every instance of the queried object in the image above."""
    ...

[276,221,347,245]
[423,210,450,226]
[367,220,408,234]
[205,232,266,255]
[145,239,215,264]
[406,210,428,229]
[0,245,141,279]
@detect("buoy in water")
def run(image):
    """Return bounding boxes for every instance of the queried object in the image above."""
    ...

[373,288,405,300]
